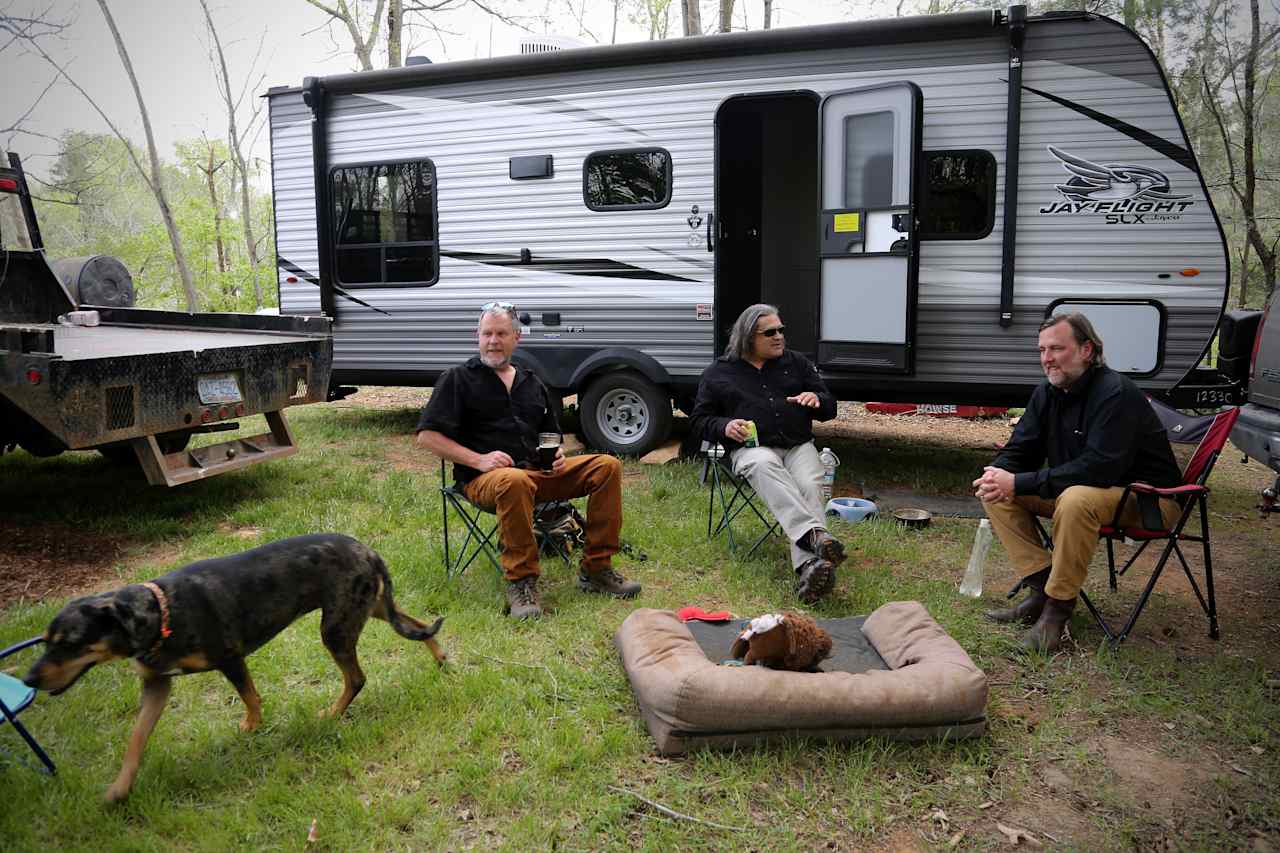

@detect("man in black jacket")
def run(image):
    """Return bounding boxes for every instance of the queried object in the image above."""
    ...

[690,304,845,603]
[974,312,1182,653]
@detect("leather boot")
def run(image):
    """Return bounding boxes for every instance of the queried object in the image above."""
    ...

[1021,595,1076,654]
[985,567,1051,625]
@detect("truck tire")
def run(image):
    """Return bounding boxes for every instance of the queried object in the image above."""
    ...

[579,370,672,457]
[97,430,192,463]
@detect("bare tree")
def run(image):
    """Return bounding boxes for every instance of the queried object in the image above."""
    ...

[681,0,702,35]
[719,0,733,31]
[0,7,70,145]
[762,0,772,29]
[306,0,386,70]
[200,0,267,308]
[192,137,228,277]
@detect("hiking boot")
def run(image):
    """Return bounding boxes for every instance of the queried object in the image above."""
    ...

[1021,595,1076,654]
[505,576,543,620]
[577,568,641,599]
[795,558,836,604]
[985,567,1051,625]
[806,529,847,567]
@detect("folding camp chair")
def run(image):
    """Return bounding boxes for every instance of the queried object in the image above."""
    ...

[1031,403,1241,646]
[702,442,782,557]
[0,637,55,774]
[439,460,575,580]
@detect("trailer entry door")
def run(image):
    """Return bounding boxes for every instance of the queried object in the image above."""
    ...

[818,82,922,373]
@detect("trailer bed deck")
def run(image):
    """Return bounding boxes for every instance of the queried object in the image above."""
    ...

[32,324,324,361]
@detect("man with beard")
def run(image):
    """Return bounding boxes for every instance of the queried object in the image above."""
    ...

[416,301,638,619]
[974,312,1182,653]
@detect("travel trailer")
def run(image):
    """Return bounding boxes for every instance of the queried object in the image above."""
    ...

[268,5,1232,456]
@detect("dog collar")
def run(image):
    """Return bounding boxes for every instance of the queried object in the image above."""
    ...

[141,581,173,656]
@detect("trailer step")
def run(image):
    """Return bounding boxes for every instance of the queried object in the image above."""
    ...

[130,410,297,487]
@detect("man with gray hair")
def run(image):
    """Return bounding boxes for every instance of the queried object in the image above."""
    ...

[690,304,845,603]
[416,301,638,619]
[974,312,1181,653]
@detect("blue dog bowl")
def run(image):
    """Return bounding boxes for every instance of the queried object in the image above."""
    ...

[826,497,878,523]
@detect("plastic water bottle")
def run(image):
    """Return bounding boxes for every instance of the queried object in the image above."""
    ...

[818,447,840,504]
[960,519,992,597]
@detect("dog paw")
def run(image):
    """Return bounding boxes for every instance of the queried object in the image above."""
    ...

[239,716,261,732]
[104,783,131,803]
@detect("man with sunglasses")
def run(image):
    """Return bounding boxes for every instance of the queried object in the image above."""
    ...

[416,301,639,619]
[690,303,846,603]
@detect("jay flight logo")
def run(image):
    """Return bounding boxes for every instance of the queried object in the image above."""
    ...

[1039,146,1194,223]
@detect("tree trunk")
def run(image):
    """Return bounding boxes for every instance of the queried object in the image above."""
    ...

[682,0,702,36]
[719,0,734,32]
[387,0,403,68]
[201,147,227,276]
[763,0,772,30]
[96,0,199,311]
[1241,0,1276,296]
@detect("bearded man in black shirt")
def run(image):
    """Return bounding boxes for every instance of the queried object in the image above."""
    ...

[416,302,639,620]
[974,312,1182,653]
[690,304,846,603]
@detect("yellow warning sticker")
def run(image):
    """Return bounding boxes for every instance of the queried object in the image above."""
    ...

[833,213,860,233]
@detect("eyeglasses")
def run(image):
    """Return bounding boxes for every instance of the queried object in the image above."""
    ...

[757,326,786,338]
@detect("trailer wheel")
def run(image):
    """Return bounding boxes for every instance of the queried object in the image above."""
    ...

[580,370,672,457]
[97,430,192,463]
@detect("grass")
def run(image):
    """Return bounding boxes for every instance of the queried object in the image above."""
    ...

[1,402,1278,851]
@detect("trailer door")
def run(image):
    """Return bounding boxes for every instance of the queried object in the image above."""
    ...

[818,82,922,373]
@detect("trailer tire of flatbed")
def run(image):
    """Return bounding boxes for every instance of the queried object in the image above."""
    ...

[579,370,672,458]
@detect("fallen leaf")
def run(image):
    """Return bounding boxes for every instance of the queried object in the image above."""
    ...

[306,818,318,844]
[978,801,995,810]
[931,808,950,824]
[948,830,966,848]
[1250,746,1265,755]
[996,822,1043,847]
[1163,722,1176,731]
[1230,763,1253,777]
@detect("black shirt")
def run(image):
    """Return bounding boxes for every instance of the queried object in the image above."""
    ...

[416,357,559,487]
[993,364,1181,499]
[689,350,836,450]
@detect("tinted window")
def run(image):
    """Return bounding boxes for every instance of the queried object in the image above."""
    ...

[332,160,438,285]
[920,150,996,240]
[842,111,894,209]
[584,149,671,210]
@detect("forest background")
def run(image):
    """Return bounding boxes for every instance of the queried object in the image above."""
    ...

[1,0,1276,315]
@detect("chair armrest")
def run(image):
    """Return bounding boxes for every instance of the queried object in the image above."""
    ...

[1127,482,1206,497]
[0,637,43,660]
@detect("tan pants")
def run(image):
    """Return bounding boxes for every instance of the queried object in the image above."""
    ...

[984,486,1181,600]
[464,454,623,582]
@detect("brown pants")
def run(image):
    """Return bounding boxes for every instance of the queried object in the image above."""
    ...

[984,486,1181,600]
[464,454,623,582]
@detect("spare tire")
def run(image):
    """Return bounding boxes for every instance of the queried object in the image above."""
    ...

[50,255,135,308]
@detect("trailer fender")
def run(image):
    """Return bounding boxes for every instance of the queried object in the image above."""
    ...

[568,348,671,393]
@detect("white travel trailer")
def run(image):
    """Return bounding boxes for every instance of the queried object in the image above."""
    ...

[268,5,1233,455]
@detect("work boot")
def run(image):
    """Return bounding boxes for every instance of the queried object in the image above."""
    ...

[505,576,542,620]
[795,558,836,604]
[806,529,847,567]
[1022,595,1076,654]
[985,567,1051,625]
[577,567,641,599]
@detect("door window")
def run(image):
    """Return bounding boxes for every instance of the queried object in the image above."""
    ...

[842,111,894,210]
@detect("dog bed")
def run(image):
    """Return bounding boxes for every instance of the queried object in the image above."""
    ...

[614,601,987,754]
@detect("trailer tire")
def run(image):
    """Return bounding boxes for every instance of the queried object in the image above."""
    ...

[579,370,672,457]
[97,430,192,463]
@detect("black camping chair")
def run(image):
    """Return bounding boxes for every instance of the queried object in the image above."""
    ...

[1028,402,1241,646]
[439,460,576,580]
[701,442,782,557]
[0,637,56,775]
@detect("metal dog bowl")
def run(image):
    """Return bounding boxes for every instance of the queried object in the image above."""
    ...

[826,497,878,523]
[893,507,933,529]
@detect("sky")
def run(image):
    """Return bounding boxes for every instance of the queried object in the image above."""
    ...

[0,0,850,179]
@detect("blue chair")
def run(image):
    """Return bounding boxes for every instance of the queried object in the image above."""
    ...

[0,637,55,774]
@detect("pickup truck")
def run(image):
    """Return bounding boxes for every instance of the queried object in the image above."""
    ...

[1,150,333,486]
[1226,285,1280,515]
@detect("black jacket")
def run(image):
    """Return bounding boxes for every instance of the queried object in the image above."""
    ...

[689,350,836,450]
[994,364,1181,499]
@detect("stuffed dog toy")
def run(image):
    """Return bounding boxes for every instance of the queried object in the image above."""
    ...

[729,612,833,671]
[22,533,445,802]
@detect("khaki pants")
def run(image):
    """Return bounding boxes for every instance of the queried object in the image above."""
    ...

[983,486,1181,600]
[464,454,623,582]
[731,442,827,570]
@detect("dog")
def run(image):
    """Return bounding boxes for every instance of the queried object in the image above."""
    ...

[22,533,446,802]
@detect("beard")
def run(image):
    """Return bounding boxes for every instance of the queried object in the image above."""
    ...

[480,351,511,369]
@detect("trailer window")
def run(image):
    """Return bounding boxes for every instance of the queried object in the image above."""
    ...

[332,160,438,286]
[584,149,671,211]
[841,111,895,209]
[920,150,996,240]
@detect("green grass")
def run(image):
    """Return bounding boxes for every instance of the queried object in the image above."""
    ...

[1,403,1277,850]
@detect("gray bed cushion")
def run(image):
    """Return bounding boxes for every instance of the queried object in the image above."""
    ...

[614,601,988,754]
[686,615,889,674]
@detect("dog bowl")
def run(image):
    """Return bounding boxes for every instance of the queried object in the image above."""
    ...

[826,497,878,523]
[893,507,933,529]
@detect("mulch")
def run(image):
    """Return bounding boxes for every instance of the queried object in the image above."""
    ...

[0,520,128,610]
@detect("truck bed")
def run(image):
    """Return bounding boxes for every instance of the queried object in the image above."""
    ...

[48,323,324,360]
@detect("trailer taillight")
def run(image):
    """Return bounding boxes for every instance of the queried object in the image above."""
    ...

[1251,302,1271,383]
[26,368,41,385]
[1179,268,1201,277]
[0,177,18,193]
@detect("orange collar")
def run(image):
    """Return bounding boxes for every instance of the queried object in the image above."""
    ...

[141,582,172,657]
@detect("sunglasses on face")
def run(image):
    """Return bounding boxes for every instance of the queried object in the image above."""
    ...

[757,326,786,338]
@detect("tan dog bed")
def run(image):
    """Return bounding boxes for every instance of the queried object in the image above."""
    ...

[614,601,988,754]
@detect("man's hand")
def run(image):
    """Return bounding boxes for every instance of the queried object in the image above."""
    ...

[786,391,820,408]
[724,419,751,442]
[474,450,515,473]
[973,466,1015,503]
[551,446,566,474]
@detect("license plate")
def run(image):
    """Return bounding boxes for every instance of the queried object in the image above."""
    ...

[198,373,242,404]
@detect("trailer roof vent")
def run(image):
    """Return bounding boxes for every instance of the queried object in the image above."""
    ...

[518,35,585,55]
[405,55,432,66]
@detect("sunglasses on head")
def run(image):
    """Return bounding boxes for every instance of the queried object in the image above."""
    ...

[757,325,786,338]
[482,300,517,312]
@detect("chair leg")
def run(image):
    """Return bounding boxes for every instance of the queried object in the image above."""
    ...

[0,702,55,775]
[1197,495,1219,639]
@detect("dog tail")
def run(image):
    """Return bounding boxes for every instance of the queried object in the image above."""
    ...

[372,551,444,641]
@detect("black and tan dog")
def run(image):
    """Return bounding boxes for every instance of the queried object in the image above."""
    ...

[23,533,446,802]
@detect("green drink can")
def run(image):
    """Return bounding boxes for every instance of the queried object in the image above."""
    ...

[743,420,759,448]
